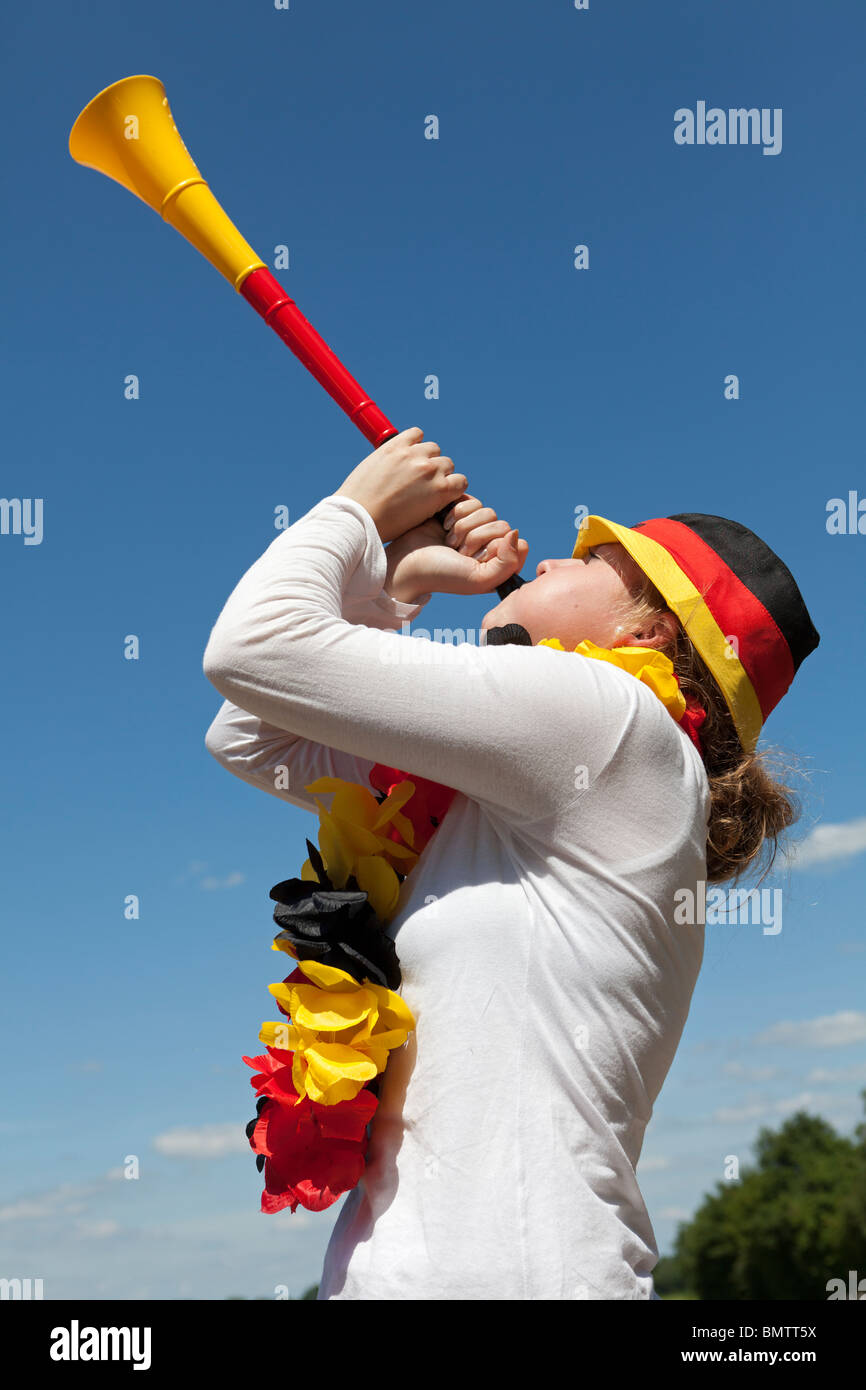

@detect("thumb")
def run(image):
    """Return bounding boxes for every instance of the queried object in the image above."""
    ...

[481,528,527,572]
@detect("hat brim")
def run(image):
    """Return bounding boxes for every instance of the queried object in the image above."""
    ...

[573,515,762,752]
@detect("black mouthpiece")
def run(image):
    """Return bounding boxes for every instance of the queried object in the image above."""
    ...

[494,573,526,599]
[484,623,533,647]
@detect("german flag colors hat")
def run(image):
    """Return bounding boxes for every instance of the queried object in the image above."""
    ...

[573,513,820,754]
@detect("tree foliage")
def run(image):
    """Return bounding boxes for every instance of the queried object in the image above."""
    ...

[653,1090,866,1299]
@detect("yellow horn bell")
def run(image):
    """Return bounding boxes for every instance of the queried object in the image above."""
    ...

[69,74,265,290]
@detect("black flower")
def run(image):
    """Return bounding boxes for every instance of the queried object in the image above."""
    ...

[268,840,402,990]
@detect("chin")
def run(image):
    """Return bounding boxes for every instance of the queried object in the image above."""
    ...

[481,602,507,631]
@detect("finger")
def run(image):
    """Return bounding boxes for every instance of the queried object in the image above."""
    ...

[442,495,484,530]
[452,530,529,595]
[479,529,529,574]
[465,524,512,559]
[451,509,501,543]
[448,517,508,549]
[439,471,469,504]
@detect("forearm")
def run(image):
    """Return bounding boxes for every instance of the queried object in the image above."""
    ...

[201,493,573,823]
[205,698,383,814]
[383,543,432,605]
[206,499,430,796]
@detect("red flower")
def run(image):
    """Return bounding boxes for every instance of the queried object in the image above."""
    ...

[369,763,456,855]
[242,1047,379,1214]
[244,1044,301,1103]
[675,686,708,757]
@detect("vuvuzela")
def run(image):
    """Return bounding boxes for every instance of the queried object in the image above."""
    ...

[68,75,525,596]
[69,73,397,447]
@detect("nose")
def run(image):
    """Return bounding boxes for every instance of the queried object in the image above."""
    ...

[536,558,563,577]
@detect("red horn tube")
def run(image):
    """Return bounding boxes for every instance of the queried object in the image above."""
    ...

[240,267,524,599]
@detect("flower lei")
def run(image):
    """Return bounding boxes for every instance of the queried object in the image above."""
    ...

[243,765,456,1215]
[242,627,706,1216]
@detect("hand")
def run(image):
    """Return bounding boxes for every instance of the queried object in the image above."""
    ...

[384,494,529,603]
[335,426,468,544]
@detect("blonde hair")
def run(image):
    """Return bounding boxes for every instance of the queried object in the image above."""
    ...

[610,566,803,885]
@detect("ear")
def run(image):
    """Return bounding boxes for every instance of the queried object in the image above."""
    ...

[638,611,680,650]
[615,610,678,650]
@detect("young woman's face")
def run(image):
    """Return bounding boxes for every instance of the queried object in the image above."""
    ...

[481,541,647,648]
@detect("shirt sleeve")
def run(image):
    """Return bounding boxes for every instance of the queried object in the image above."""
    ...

[201,493,628,826]
[204,547,430,815]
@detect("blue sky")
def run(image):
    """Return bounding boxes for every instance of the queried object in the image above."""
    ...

[2,0,865,1299]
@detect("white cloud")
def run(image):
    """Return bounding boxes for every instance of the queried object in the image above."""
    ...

[75,1219,120,1239]
[175,859,208,884]
[771,1090,831,1115]
[789,816,866,869]
[0,1174,118,1224]
[753,1011,866,1049]
[712,1090,841,1125]
[658,1206,692,1221]
[0,1166,333,1299]
[174,861,245,890]
[199,871,245,891]
[0,1198,54,1223]
[712,1102,766,1124]
[0,1199,335,1300]
[723,1061,781,1081]
[152,1123,249,1159]
[637,1155,670,1172]
[806,1060,866,1084]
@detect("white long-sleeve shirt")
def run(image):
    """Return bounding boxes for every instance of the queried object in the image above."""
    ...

[202,494,710,1301]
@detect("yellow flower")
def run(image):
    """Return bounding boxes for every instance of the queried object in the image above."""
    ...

[538,637,686,722]
[300,776,421,921]
[258,959,416,1106]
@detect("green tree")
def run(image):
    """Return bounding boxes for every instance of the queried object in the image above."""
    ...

[655,1090,866,1300]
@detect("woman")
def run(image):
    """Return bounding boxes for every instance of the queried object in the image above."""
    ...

[203,427,820,1299]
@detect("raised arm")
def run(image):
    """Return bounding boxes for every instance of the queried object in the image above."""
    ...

[204,567,428,814]
[202,493,630,827]
[204,700,383,814]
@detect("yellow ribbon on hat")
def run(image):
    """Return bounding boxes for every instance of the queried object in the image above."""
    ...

[538,638,687,722]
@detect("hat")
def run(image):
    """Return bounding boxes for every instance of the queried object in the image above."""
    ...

[572,513,820,753]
